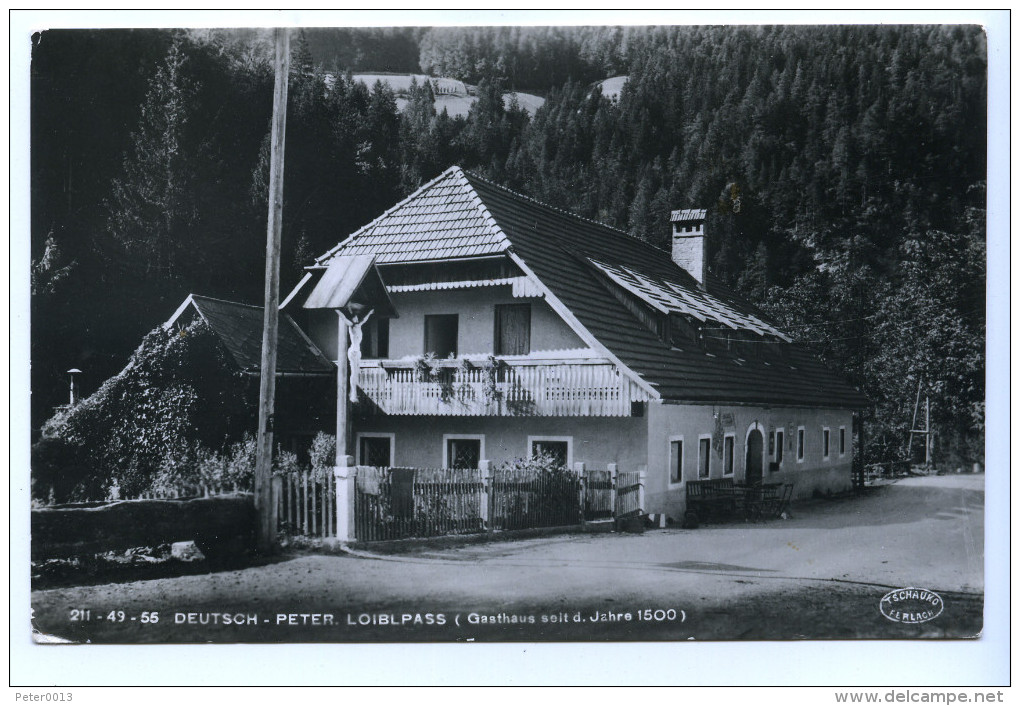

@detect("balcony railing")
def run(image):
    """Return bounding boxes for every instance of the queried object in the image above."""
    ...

[356,359,649,417]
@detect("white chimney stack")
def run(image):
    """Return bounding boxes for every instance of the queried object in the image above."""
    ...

[670,208,708,287]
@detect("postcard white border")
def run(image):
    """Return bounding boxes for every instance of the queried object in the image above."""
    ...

[9,8,1009,687]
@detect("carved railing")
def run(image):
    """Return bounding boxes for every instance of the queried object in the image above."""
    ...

[357,359,648,416]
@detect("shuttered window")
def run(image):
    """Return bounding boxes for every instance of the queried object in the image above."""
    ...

[494,304,531,356]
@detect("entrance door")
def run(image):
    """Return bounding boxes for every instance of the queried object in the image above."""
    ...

[745,429,764,486]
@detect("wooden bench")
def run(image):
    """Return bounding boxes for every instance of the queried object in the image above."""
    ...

[683,478,736,527]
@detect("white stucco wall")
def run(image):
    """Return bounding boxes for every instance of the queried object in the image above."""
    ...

[354,415,649,471]
[303,286,586,361]
[645,401,855,520]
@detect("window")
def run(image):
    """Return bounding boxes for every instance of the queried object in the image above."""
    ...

[698,436,711,478]
[669,437,684,484]
[443,435,484,469]
[797,427,805,462]
[359,317,390,359]
[822,427,831,460]
[425,314,458,358]
[494,304,531,356]
[529,436,572,468]
[775,429,785,465]
[356,433,394,467]
[723,435,735,476]
[667,313,697,348]
[839,426,846,456]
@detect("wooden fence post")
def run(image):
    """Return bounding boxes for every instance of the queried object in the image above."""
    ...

[608,463,618,519]
[573,461,586,525]
[334,455,356,542]
[637,465,647,515]
[479,460,491,530]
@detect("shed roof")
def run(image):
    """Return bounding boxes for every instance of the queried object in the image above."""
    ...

[303,254,397,318]
[165,295,334,375]
[318,166,868,408]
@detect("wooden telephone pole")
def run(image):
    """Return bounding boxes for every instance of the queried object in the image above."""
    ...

[254,28,290,553]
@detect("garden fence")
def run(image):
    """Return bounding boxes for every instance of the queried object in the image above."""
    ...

[270,463,644,542]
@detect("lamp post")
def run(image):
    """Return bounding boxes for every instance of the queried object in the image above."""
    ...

[67,368,82,406]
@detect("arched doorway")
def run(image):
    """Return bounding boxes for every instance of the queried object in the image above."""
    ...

[745,426,764,486]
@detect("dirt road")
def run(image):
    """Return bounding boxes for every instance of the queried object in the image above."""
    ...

[31,475,983,642]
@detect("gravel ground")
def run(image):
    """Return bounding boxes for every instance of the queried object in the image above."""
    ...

[30,474,983,643]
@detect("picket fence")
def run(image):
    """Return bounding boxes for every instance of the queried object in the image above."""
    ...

[276,464,641,542]
[68,465,643,544]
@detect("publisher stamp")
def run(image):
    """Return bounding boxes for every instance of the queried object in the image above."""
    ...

[879,588,944,624]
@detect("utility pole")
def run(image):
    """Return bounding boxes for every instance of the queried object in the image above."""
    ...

[254,27,290,553]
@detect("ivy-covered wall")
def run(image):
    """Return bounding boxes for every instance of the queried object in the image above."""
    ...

[33,320,258,502]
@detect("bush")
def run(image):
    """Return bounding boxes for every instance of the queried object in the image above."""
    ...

[308,432,336,481]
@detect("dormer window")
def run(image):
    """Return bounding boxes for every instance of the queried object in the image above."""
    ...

[666,313,699,348]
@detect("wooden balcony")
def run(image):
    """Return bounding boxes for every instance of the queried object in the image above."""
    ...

[356,358,650,417]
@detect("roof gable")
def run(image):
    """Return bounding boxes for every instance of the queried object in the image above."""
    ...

[316,167,510,265]
[165,295,333,375]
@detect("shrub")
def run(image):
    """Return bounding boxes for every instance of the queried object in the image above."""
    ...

[308,432,336,481]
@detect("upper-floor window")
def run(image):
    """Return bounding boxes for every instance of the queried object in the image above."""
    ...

[425,314,458,358]
[839,426,847,456]
[797,427,805,462]
[775,429,785,465]
[360,317,390,359]
[494,303,531,356]
[822,427,831,460]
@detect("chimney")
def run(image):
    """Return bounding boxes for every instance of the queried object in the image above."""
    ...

[670,208,708,286]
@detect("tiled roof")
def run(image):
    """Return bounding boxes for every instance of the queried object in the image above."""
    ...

[316,168,510,265]
[171,295,334,375]
[319,167,868,408]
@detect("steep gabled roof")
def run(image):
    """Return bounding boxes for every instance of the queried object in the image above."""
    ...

[165,295,334,375]
[315,168,510,265]
[319,166,868,408]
